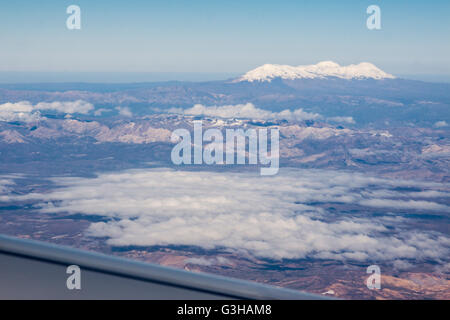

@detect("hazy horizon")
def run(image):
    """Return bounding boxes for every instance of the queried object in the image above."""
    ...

[1,70,450,84]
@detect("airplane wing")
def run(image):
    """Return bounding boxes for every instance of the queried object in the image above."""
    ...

[0,234,326,300]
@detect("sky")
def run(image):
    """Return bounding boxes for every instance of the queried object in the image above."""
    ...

[0,0,449,81]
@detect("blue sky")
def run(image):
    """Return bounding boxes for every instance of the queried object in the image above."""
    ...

[0,0,449,79]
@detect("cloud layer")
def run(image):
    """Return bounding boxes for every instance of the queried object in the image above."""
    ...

[9,168,449,266]
[0,100,94,122]
[167,103,321,121]
[167,103,355,125]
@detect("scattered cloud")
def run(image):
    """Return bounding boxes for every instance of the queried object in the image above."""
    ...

[327,116,355,124]
[0,101,41,122]
[94,108,113,116]
[35,100,94,114]
[8,168,449,265]
[0,177,15,196]
[434,121,448,128]
[392,259,414,271]
[0,100,94,122]
[116,106,133,117]
[167,103,321,121]
[185,257,231,266]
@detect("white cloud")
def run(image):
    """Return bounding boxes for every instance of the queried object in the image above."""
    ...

[167,103,321,121]
[0,178,14,197]
[116,106,133,117]
[185,257,231,266]
[434,121,448,128]
[10,168,449,264]
[94,108,113,116]
[0,100,94,122]
[392,259,414,271]
[35,100,94,114]
[0,101,41,122]
[360,198,450,211]
[327,116,355,124]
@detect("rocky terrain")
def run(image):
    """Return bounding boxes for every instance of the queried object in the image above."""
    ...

[0,72,448,299]
[0,115,448,182]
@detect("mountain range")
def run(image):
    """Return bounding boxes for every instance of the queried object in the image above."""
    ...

[1,62,448,127]
[235,61,396,82]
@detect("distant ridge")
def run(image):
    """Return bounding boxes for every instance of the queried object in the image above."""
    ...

[235,61,396,82]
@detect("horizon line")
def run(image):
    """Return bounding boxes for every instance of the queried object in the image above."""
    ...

[0,71,450,84]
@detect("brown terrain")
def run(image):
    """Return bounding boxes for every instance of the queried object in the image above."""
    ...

[1,208,448,300]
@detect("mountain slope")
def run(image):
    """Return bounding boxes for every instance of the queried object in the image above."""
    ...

[235,61,396,82]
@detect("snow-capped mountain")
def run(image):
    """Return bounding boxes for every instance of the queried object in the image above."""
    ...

[235,61,396,82]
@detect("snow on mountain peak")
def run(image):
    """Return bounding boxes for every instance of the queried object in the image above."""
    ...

[316,61,341,68]
[235,61,396,82]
